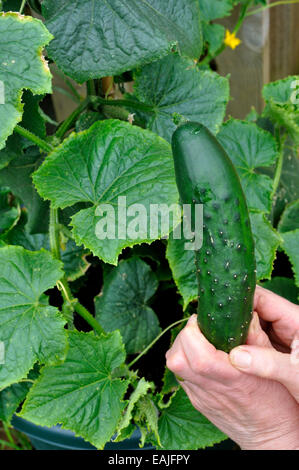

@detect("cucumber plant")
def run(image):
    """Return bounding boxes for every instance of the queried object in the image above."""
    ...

[0,0,298,451]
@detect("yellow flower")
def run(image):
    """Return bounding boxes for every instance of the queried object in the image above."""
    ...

[224,30,241,50]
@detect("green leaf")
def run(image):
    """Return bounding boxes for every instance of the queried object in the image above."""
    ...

[262,76,299,145]
[95,257,160,354]
[269,139,299,224]
[135,395,160,447]
[131,53,229,142]
[0,146,49,233]
[0,367,38,423]
[115,377,153,442]
[166,227,197,310]
[42,0,202,83]
[0,246,67,390]
[202,22,225,56]
[145,0,203,59]
[33,120,179,264]
[198,0,233,21]
[20,331,129,450]
[157,387,226,450]
[0,186,20,236]
[21,90,46,140]
[161,366,179,395]
[0,133,23,170]
[6,218,89,282]
[281,230,299,287]
[261,277,299,304]
[278,200,299,233]
[250,212,282,280]
[218,119,278,213]
[0,382,31,423]
[60,238,90,282]
[0,12,52,149]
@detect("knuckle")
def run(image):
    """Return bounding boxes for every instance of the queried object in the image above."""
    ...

[166,353,185,374]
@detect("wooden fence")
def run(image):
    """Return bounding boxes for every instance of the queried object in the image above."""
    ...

[217,0,299,118]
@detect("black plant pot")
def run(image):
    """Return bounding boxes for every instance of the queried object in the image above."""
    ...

[12,415,154,450]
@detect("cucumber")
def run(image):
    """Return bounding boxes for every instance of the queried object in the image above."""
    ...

[172,122,256,352]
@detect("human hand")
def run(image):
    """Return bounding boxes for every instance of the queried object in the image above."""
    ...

[166,302,299,450]
[230,285,299,403]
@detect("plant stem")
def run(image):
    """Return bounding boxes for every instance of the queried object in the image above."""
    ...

[0,438,22,451]
[19,0,26,13]
[73,301,105,335]
[96,97,154,114]
[246,0,299,17]
[55,97,90,139]
[86,80,96,96]
[14,125,53,153]
[49,206,105,335]
[3,422,14,446]
[234,1,251,34]
[128,317,189,369]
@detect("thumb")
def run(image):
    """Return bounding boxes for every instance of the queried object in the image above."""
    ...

[229,343,299,403]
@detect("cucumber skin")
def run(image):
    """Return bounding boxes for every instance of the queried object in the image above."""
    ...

[172,122,256,352]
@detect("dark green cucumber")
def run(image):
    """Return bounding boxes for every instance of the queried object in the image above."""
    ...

[172,122,256,352]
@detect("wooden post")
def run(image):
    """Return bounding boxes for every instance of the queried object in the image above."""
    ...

[269,1,299,81]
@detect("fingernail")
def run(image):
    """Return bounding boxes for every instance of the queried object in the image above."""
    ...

[230,349,252,368]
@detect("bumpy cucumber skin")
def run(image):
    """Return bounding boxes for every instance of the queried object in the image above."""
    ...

[172,122,256,352]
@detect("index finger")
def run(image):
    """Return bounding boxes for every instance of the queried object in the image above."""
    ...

[254,285,299,327]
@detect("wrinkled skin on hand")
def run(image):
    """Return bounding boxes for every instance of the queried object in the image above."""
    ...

[166,286,299,450]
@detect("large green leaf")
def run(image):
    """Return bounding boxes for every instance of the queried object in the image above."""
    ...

[42,0,202,83]
[33,120,179,264]
[198,0,233,20]
[95,257,160,354]
[250,212,282,280]
[278,200,299,233]
[262,76,299,145]
[131,53,229,142]
[281,230,299,287]
[0,146,49,233]
[157,387,226,450]
[20,331,129,449]
[218,119,278,213]
[145,0,203,59]
[0,12,52,149]
[0,246,67,390]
